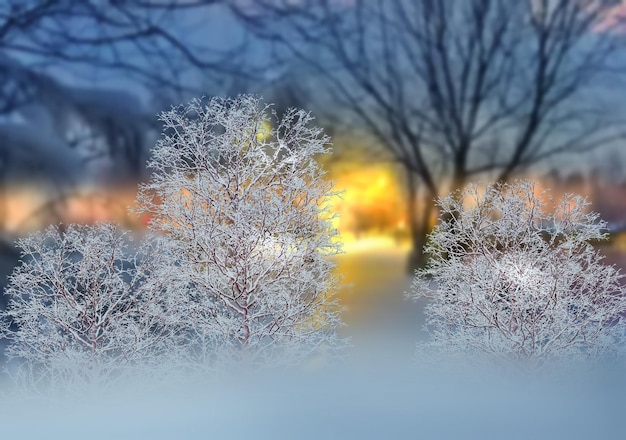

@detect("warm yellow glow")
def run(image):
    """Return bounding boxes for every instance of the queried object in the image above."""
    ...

[4,186,48,233]
[340,235,410,253]
[0,185,140,235]
[328,164,407,244]
[0,160,617,266]
[256,120,272,142]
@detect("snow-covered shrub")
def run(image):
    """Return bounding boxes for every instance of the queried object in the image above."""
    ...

[409,180,626,368]
[136,95,345,368]
[0,223,176,391]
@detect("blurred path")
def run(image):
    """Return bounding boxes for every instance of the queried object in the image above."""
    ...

[333,238,427,365]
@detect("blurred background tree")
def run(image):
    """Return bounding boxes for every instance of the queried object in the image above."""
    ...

[0,0,281,306]
[233,0,626,268]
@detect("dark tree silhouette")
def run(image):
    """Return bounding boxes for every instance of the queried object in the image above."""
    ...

[0,1,280,296]
[233,0,626,268]
[0,0,274,182]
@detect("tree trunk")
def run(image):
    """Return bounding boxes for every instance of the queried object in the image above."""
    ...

[440,169,468,226]
[406,170,433,272]
[0,151,8,234]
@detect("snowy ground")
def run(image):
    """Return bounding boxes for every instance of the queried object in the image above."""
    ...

[0,239,625,439]
[333,239,426,365]
[0,356,624,439]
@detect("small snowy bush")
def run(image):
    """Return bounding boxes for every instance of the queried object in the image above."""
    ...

[409,181,626,368]
[0,224,175,391]
[136,95,345,368]
[0,96,346,389]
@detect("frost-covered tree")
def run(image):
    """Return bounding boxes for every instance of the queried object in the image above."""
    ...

[0,223,176,391]
[409,181,626,368]
[137,95,345,367]
[235,0,626,270]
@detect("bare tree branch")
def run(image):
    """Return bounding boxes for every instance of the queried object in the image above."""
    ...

[233,0,626,267]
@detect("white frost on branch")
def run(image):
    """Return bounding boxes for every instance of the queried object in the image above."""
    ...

[0,223,178,392]
[409,180,626,369]
[136,95,347,369]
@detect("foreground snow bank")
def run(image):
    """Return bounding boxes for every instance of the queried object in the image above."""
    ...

[0,358,623,440]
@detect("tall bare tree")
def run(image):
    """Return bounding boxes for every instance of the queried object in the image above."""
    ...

[234,0,626,268]
[0,0,278,177]
[0,1,265,97]
[0,1,281,234]
[0,1,283,299]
